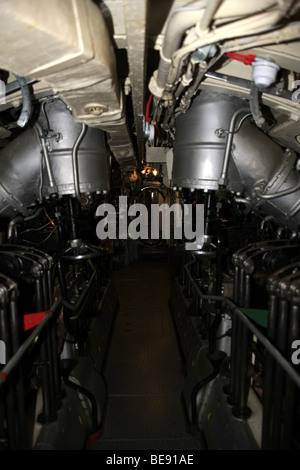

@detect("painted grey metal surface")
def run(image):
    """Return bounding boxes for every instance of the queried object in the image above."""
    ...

[39,98,110,197]
[0,98,110,219]
[172,89,300,231]
[0,127,42,218]
[123,0,147,164]
[172,91,246,191]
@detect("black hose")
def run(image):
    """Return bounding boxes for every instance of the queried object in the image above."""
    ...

[68,197,78,240]
[249,82,267,128]
[209,210,223,353]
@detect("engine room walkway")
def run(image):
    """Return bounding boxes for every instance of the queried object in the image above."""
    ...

[90,255,205,450]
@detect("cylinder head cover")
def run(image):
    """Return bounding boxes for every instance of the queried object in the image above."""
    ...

[40,99,110,197]
[0,98,110,219]
[172,91,246,191]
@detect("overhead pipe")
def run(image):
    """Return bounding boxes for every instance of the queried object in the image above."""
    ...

[169,9,283,91]
[173,90,300,232]
[154,1,207,95]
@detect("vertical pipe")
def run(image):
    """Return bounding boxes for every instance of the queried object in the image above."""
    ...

[262,292,277,449]
[184,252,188,286]
[46,327,58,415]
[50,322,61,410]
[282,376,295,450]
[231,316,243,408]
[0,300,17,449]
[187,254,192,299]
[233,321,251,418]
[209,219,222,354]
[47,270,53,307]
[233,265,239,304]
[245,273,251,308]
[72,124,87,204]
[35,278,44,315]
[36,278,53,423]
[39,336,52,423]
[9,296,28,449]
[42,273,49,313]
[226,311,238,405]
[239,267,245,307]
[271,299,288,449]
[226,258,239,401]
[45,267,61,412]
[68,197,78,240]
[194,291,199,316]
[233,255,251,417]
[0,387,7,448]
[282,303,300,450]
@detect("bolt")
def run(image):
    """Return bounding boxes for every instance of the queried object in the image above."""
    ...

[215,128,226,138]
[117,149,129,157]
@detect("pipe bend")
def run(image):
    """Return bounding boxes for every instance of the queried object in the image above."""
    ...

[72,123,87,204]
[157,2,207,90]
[234,197,253,214]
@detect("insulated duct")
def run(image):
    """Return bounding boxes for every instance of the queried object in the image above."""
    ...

[172,90,300,232]
[232,121,300,232]
[0,99,110,220]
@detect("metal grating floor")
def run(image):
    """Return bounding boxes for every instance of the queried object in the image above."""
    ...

[90,258,205,450]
